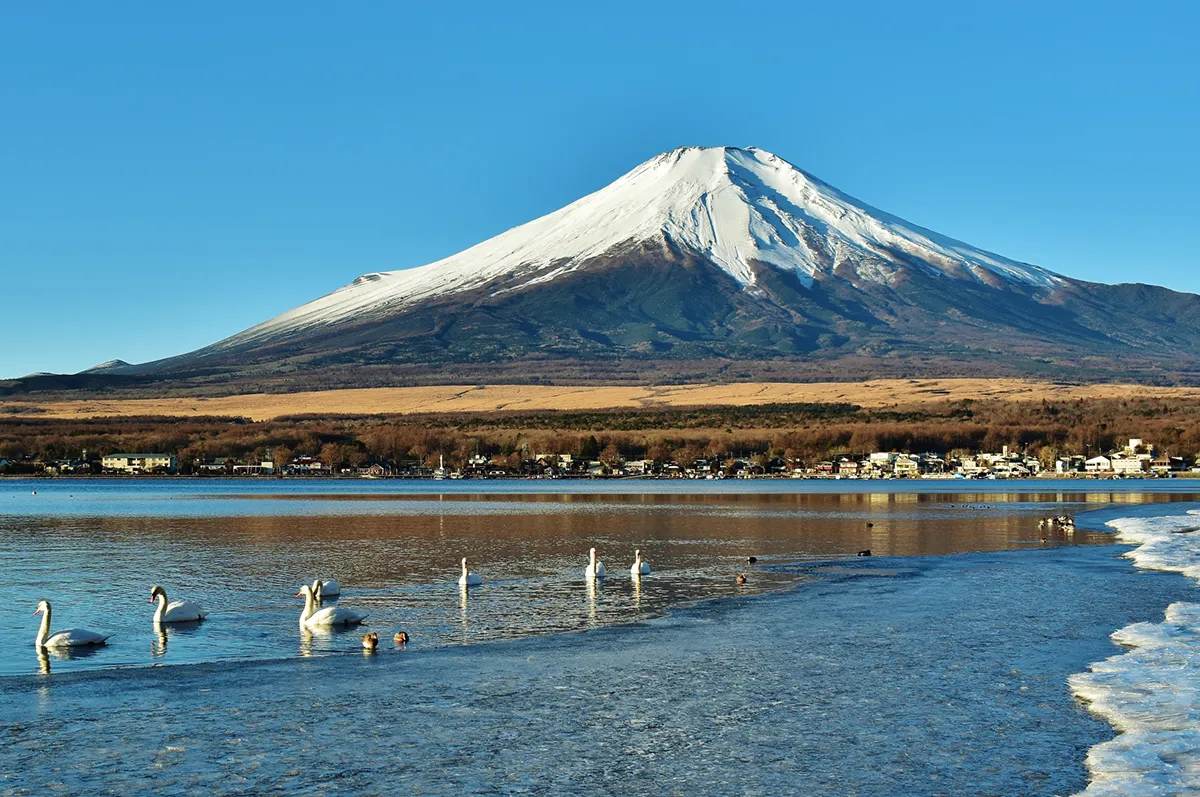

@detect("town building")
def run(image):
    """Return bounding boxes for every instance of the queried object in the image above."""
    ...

[101,453,179,474]
[232,461,275,476]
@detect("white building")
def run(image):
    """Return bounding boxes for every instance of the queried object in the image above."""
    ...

[102,453,178,474]
[1110,455,1147,475]
[232,460,275,475]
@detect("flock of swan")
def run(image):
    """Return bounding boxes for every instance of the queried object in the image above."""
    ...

[31,549,660,655]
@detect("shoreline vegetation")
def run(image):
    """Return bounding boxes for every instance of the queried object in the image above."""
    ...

[3,391,1200,480]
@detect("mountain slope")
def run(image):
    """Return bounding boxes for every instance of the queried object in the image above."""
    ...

[103,146,1200,387]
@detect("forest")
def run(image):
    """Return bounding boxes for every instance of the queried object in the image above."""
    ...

[3,396,1200,473]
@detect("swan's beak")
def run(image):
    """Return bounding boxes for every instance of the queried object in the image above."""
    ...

[294,590,303,597]
[33,608,41,615]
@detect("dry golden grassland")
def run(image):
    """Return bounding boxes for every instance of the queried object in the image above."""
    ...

[6,379,1200,421]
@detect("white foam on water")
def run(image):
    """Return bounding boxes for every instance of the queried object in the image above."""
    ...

[1070,510,1200,795]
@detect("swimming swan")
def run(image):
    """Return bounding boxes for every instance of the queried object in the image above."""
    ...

[458,557,483,587]
[150,585,205,623]
[296,584,366,628]
[631,549,651,577]
[34,600,111,649]
[585,547,606,580]
[311,578,341,600]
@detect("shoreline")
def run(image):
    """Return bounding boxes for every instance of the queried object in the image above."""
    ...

[5,472,1200,482]
[1067,505,1200,795]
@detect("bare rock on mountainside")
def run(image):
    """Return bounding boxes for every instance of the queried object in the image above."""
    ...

[11,146,1200,394]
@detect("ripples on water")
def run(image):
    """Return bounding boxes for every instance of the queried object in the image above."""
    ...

[0,479,1161,676]
[1,547,1192,795]
[4,479,1200,794]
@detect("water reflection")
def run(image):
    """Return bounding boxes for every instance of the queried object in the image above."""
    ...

[299,626,314,658]
[586,577,600,629]
[40,645,104,663]
[152,625,168,658]
[150,619,205,660]
[3,488,1196,676]
[459,583,469,643]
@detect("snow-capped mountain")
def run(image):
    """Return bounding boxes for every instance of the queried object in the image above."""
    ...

[83,359,132,373]
[211,146,1062,353]
[101,146,1200,387]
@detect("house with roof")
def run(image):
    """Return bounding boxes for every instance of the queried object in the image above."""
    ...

[1109,454,1147,475]
[838,458,861,477]
[195,457,232,474]
[233,460,276,476]
[102,453,179,474]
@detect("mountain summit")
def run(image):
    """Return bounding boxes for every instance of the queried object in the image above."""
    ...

[110,147,1200,387]
[214,146,1062,352]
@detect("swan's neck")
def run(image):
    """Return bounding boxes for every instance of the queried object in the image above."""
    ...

[462,561,468,577]
[35,607,50,647]
[153,591,168,622]
[300,590,316,622]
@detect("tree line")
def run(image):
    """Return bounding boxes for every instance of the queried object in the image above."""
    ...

[2,397,1199,471]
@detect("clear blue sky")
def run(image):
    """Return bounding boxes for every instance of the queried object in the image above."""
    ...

[2,2,1197,378]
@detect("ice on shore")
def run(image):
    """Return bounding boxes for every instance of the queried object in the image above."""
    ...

[1071,510,1200,795]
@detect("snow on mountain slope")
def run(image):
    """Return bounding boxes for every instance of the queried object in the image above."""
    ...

[84,359,132,373]
[211,146,1063,352]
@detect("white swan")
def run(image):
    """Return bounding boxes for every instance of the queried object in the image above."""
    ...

[458,557,483,587]
[34,600,111,648]
[631,549,651,577]
[585,547,606,580]
[311,578,341,600]
[150,585,205,623]
[296,584,366,628]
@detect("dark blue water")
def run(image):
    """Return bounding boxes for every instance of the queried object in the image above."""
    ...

[1,545,1192,795]
[5,478,1199,793]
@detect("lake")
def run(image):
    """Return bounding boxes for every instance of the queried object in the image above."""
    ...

[2,478,1198,794]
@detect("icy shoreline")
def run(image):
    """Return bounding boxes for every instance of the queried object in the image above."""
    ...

[1070,510,1200,795]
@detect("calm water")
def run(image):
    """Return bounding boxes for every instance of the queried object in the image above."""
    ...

[1,545,1194,794]
[3,478,1200,794]
[3,478,1193,676]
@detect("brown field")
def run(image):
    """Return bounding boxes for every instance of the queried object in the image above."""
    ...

[6,378,1200,422]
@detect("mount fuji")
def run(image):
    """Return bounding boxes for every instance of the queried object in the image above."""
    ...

[83,147,1200,387]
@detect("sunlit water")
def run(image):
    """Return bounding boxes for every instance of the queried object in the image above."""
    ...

[3,478,1200,794]
[4,478,1189,675]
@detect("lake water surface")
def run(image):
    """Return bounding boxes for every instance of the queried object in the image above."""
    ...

[3,478,1199,794]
